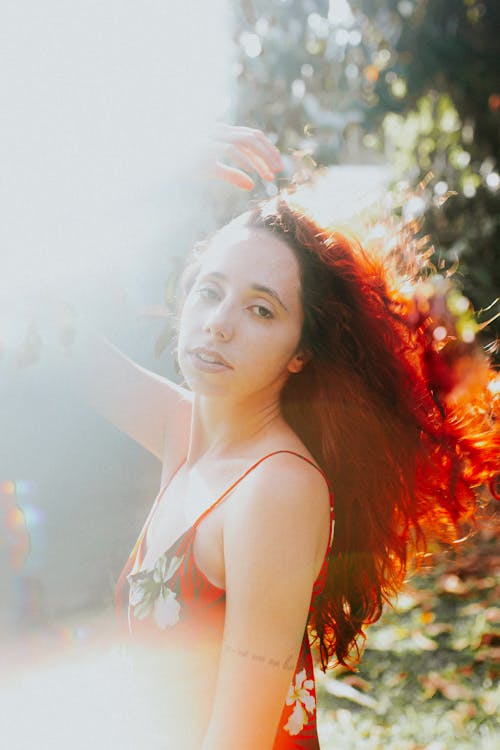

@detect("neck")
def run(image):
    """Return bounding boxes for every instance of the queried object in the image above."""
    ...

[186,392,285,465]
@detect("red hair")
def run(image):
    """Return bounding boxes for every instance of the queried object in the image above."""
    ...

[246,193,499,670]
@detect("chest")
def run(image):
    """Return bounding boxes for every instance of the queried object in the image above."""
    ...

[140,465,235,589]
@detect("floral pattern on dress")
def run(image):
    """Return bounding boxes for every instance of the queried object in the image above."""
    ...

[127,553,183,629]
[283,668,316,736]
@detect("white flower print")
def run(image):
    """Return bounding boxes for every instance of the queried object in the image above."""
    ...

[283,668,316,736]
[127,552,184,627]
[152,554,183,585]
[129,577,147,608]
[153,587,181,628]
[284,701,308,737]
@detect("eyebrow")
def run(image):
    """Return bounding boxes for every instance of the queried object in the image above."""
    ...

[203,271,289,312]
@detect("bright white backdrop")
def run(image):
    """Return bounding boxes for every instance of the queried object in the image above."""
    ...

[1,0,230,345]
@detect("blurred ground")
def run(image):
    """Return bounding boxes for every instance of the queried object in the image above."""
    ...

[316,504,499,750]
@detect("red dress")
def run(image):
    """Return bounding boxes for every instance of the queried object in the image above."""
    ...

[115,450,334,749]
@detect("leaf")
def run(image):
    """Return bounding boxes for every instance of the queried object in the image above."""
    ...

[426,622,453,637]
[412,631,438,651]
[437,574,467,595]
[342,675,371,692]
[480,689,500,715]
[447,701,477,730]
[324,678,379,710]
[419,672,473,701]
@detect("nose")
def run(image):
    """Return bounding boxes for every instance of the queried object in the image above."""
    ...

[203,304,234,342]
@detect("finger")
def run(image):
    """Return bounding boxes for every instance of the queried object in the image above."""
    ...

[239,137,283,175]
[221,144,275,181]
[214,125,283,172]
[222,144,261,175]
[239,135,282,172]
[218,142,275,180]
[214,163,255,191]
[244,129,284,172]
[237,146,276,181]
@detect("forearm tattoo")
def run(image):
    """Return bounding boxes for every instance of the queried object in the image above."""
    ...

[223,640,295,671]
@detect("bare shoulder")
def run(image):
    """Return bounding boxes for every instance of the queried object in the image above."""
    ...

[223,451,331,564]
[241,450,330,511]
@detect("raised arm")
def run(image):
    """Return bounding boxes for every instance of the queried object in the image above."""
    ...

[54,312,192,464]
[50,126,282,462]
[202,454,331,750]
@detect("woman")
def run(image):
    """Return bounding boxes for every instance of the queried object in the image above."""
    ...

[114,207,334,750]
[60,131,498,748]
[110,192,498,748]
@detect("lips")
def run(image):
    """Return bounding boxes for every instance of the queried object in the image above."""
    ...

[190,347,232,368]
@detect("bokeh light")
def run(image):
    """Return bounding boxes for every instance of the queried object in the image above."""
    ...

[240,31,262,58]
[329,0,355,27]
[486,172,499,191]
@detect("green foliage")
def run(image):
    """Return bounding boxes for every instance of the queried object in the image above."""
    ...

[231,0,499,346]
[315,506,500,749]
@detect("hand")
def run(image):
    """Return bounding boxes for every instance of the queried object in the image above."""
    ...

[201,123,284,191]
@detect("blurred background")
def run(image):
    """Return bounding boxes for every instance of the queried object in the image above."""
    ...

[1,1,498,748]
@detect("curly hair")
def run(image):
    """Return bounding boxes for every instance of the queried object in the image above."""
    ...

[245,193,499,670]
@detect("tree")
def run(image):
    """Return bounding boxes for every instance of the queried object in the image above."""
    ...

[230,0,499,347]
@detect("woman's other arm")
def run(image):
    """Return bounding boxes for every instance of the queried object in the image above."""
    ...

[55,314,192,463]
[51,126,282,461]
[201,454,331,750]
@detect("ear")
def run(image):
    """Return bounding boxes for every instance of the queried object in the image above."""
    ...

[287,350,312,374]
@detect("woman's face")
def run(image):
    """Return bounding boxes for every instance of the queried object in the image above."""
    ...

[177,218,306,401]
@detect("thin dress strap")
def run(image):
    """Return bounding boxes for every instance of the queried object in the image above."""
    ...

[114,458,186,621]
[192,449,334,536]
[115,450,335,625]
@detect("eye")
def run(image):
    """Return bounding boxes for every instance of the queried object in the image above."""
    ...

[196,286,219,301]
[249,304,274,320]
